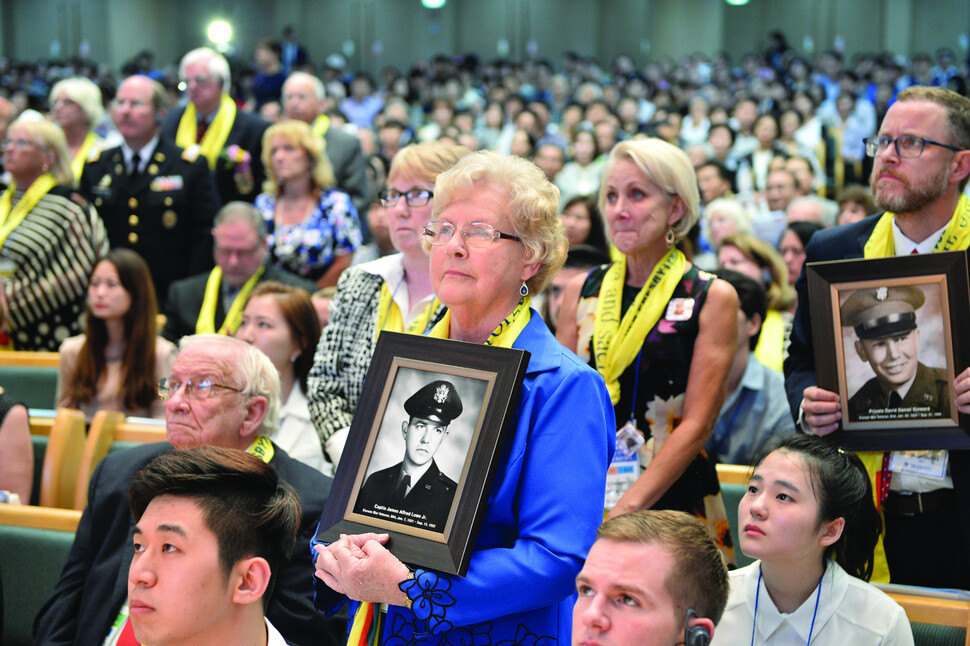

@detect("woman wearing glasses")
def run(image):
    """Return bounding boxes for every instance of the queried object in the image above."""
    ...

[255,120,362,289]
[313,151,614,646]
[0,116,108,351]
[307,142,470,471]
[557,138,739,563]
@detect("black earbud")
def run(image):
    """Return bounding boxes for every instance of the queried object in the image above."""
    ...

[683,608,711,646]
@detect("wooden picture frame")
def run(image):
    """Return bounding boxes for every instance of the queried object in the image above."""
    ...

[807,250,970,450]
[315,332,529,576]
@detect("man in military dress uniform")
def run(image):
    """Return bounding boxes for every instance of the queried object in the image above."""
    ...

[162,47,268,204]
[80,75,220,304]
[842,285,950,421]
[354,380,462,532]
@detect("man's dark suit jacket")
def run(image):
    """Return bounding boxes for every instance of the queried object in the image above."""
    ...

[79,138,220,304]
[353,460,456,533]
[32,441,340,646]
[324,126,370,218]
[161,105,268,205]
[783,211,970,566]
[161,263,319,343]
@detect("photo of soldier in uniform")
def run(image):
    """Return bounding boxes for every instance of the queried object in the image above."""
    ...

[840,284,951,423]
[353,369,486,532]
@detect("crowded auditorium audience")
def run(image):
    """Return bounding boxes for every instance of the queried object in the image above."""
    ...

[2,28,970,646]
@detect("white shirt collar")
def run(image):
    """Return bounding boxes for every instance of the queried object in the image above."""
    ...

[361,254,436,327]
[121,135,159,172]
[744,561,848,643]
[891,217,949,255]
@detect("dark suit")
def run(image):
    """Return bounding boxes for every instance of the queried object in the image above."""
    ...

[324,126,370,218]
[32,441,341,646]
[80,138,220,304]
[784,212,970,577]
[354,460,456,532]
[848,362,950,422]
[161,105,269,205]
[161,263,318,343]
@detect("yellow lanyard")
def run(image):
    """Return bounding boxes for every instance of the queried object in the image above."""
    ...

[71,131,99,182]
[375,281,440,339]
[175,94,237,170]
[247,435,275,463]
[864,194,970,258]
[312,114,331,138]
[427,296,531,348]
[592,248,686,404]
[0,174,57,249]
[195,265,265,335]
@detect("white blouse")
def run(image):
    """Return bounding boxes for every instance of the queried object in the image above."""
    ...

[272,386,328,475]
[711,561,913,645]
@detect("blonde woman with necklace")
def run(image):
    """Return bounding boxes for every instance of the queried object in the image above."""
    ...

[255,120,362,288]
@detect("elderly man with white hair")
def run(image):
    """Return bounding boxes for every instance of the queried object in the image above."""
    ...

[162,47,269,204]
[34,334,340,646]
[282,71,369,215]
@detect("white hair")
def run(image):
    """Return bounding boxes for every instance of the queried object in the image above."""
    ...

[179,48,231,93]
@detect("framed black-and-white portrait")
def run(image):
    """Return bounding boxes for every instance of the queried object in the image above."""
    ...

[807,251,970,450]
[315,332,528,575]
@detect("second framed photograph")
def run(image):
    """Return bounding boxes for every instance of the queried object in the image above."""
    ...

[315,331,529,576]
[806,250,970,450]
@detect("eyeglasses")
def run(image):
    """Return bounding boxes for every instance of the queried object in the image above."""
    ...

[0,138,43,150]
[214,243,263,260]
[863,135,964,159]
[379,188,433,207]
[158,377,243,401]
[182,75,218,86]
[423,220,522,247]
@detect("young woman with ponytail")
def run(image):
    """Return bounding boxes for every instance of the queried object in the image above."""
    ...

[711,434,914,645]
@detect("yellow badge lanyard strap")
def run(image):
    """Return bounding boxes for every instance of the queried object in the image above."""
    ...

[375,281,441,340]
[247,435,275,463]
[857,194,970,584]
[427,295,531,348]
[0,174,57,249]
[175,94,237,170]
[592,248,687,405]
[195,265,266,335]
[312,114,331,138]
[71,131,99,181]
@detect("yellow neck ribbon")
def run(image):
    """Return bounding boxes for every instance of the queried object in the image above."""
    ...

[753,309,785,373]
[175,94,237,170]
[592,248,686,405]
[863,194,970,258]
[375,282,441,340]
[427,295,531,349]
[0,174,57,249]
[195,265,265,335]
[71,131,99,182]
[247,435,275,463]
[312,114,331,138]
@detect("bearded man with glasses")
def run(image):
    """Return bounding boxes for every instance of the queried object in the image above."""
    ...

[34,334,341,646]
[786,86,970,589]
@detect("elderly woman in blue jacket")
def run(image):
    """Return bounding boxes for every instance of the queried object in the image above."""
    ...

[313,151,615,644]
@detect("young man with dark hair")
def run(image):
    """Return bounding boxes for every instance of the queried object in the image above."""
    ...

[126,446,300,646]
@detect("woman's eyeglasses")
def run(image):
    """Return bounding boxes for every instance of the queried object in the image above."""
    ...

[423,221,521,247]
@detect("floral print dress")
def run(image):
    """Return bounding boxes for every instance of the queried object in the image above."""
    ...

[576,262,735,565]
[255,187,362,281]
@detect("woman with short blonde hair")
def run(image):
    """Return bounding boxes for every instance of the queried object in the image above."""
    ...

[49,77,104,180]
[307,141,470,471]
[254,120,360,288]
